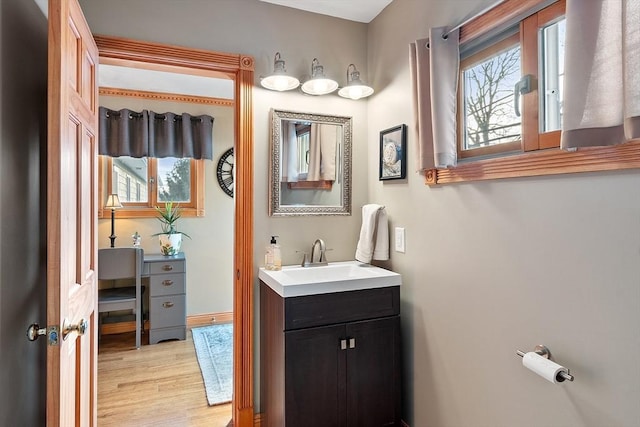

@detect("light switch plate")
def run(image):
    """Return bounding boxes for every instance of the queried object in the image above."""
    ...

[395,227,405,253]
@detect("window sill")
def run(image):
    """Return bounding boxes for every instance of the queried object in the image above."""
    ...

[98,207,205,219]
[287,180,333,190]
[425,140,640,185]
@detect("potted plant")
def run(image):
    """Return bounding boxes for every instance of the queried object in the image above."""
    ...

[153,202,191,256]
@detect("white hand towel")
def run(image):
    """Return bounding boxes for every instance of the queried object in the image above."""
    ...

[372,208,389,261]
[355,204,389,263]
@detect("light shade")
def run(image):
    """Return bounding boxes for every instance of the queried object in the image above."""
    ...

[105,194,123,209]
[338,64,374,100]
[301,58,338,96]
[260,52,300,92]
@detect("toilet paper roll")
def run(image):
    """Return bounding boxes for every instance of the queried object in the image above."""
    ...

[522,352,569,384]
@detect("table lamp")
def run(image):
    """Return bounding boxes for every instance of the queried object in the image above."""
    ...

[104,194,123,247]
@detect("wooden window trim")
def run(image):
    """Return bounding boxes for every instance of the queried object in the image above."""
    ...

[98,156,205,218]
[459,0,554,44]
[426,0,640,185]
[426,141,640,185]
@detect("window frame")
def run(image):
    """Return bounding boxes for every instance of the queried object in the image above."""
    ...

[98,156,205,219]
[426,0,640,185]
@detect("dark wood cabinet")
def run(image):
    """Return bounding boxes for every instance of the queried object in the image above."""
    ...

[261,282,401,427]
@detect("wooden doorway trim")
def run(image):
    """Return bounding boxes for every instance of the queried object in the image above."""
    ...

[94,35,255,425]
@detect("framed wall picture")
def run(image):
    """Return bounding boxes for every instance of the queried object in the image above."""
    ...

[379,124,407,180]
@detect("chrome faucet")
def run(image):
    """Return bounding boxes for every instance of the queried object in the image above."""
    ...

[301,238,328,267]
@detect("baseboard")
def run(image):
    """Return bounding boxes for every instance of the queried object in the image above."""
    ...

[252,413,405,426]
[187,311,233,328]
[101,311,232,335]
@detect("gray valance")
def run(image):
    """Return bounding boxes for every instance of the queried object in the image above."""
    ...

[99,108,149,157]
[148,111,213,159]
[99,107,214,159]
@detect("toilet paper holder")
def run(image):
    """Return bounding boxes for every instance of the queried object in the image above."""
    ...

[516,345,574,382]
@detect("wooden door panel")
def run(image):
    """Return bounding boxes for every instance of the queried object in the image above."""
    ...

[47,0,98,425]
[66,18,80,91]
[82,52,96,108]
[78,127,96,281]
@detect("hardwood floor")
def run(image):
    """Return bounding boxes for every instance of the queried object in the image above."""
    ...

[98,328,232,427]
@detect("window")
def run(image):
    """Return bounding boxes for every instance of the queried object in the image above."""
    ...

[424,0,640,185]
[296,124,311,177]
[458,4,565,161]
[460,32,523,159]
[540,17,565,133]
[99,156,204,218]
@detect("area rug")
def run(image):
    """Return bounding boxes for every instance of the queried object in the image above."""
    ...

[191,323,233,406]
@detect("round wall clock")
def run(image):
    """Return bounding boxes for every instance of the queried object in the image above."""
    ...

[216,147,234,197]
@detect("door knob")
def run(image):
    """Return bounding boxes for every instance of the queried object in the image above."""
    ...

[26,323,47,341]
[26,323,59,345]
[62,318,88,340]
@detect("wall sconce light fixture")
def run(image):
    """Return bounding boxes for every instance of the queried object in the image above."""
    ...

[260,52,300,92]
[338,64,374,100]
[261,53,373,100]
[301,58,339,96]
[104,193,123,248]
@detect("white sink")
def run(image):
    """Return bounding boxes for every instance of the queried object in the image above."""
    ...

[259,260,401,297]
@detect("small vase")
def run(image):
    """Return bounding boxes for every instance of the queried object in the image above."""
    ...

[159,234,182,256]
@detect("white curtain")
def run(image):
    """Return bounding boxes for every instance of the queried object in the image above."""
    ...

[307,123,322,180]
[281,121,299,182]
[307,123,337,181]
[561,0,640,148]
[410,27,460,171]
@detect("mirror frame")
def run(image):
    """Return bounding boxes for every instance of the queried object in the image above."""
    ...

[269,109,352,216]
[95,35,255,425]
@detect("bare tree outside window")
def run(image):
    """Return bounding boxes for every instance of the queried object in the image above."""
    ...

[463,45,521,150]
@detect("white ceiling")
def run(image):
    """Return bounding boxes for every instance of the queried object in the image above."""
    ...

[36,0,394,24]
[258,0,393,23]
[99,65,234,99]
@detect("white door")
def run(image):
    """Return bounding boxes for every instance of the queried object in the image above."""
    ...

[46,0,99,424]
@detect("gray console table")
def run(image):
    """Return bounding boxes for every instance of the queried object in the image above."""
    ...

[143,253,187,344]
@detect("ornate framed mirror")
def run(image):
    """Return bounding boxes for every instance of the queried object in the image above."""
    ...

[269,109,352,216]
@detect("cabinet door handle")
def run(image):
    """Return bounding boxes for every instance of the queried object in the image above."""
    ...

[162,264,174,271]
[162,279,174,286]
[348,338,356,349]
[340,339,347,350]
[162,302,174,308]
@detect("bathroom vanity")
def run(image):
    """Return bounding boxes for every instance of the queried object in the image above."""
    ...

[259,262,402,427]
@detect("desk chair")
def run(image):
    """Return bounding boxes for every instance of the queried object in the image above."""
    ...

[98,247,144,348]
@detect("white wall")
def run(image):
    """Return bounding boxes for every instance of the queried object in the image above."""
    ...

[368,0,640,426]
[98,96,235,315]
[80,0,640,425]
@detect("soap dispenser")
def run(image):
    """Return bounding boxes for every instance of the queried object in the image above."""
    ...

[265,236,282,271]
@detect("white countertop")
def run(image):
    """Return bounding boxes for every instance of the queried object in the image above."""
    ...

[258,260,402,297]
